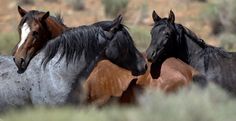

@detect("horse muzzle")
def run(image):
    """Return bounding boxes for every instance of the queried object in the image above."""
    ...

[13,57,28,74]
[147,47,165,63]
[132,61,148,76]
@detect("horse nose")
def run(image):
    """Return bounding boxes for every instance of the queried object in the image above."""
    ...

[147,51,156,62]
[13,57,25,68]
[138,61,148,75]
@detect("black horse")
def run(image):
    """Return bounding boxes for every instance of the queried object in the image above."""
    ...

[42,15,147,77]
[146,10,236,95]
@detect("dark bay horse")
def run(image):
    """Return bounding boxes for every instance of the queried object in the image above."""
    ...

[146,10,236,95]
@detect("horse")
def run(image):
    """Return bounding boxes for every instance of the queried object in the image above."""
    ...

[0,7,147,111]
[146,10,236,95]
[84,57,200,105]
[12,6,68,73]
[11,7,201,106]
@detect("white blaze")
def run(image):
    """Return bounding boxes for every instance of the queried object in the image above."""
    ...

[18,23,30,49]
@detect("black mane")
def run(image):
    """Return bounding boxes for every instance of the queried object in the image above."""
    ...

[42,25,104,67]
[175,23,231,58]
[174,23,232,72]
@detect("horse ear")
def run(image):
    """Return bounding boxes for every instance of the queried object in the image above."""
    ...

[109,14,123,33]
[152,10,161,23]
[18,6,27,17]
[40,11,50,21]
[168,10,175,23]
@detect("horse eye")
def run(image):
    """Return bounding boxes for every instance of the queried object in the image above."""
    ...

[32,31,39,37]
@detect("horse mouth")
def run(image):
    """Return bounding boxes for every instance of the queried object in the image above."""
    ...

[132,71,142,76]
[148,47,165,63]
[132,69,146,76]
[14,58,30,74]
[17,67,27,74]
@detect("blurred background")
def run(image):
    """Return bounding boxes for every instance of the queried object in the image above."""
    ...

[1,0,236,120]
[1,0,236,55]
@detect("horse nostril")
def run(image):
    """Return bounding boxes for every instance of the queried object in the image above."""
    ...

[151,51,156,58]
[20,58,25,66]
[145,64,148,70]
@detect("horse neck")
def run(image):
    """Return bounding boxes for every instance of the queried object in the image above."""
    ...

[175,30,204,65]
[46,18,67,38]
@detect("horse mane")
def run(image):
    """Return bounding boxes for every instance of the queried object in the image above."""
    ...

[177,24,230,56]
[42,25,103,67]
[175,23,231,71]
[51,13,65,26]
[93,21,129,31]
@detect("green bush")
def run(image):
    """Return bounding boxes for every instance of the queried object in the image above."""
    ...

[0,32,18,55]
[2,83,236,121]
[102,0,129,17]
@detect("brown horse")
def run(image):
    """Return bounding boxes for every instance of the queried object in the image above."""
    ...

[12,6,68,73]
[84,57,199,105]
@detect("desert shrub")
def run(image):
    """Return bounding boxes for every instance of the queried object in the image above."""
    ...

[203,3,223,35]
[66,0,85,11]
[217,0,236,33]
[203,0,236,34]
[219,33,236,51]
[0,32,18,55]
[186,0,207,2]
[2,83,236,121]
[102,0,129,17]
[44,0,58,2]
[18,0,34,5]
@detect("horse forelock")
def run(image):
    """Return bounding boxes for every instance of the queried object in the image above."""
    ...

[18,10,65,30]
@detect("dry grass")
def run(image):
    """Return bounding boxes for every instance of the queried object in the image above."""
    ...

[1,83,236,121]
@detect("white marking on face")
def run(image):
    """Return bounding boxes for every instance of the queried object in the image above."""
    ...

[18,23,30,49]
